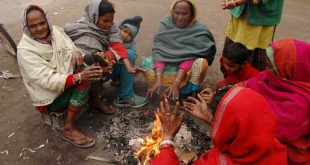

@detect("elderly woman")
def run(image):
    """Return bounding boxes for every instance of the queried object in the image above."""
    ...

[143,0,216,101]
[240,39,310,164]
[17,5,102,148]
[150,86,287,165]
[65,0,147,108]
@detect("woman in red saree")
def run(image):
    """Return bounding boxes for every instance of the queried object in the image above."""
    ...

[150,86,287,165]
[239,39,310,164]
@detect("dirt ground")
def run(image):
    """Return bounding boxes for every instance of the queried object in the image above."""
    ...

[0,0,309,164]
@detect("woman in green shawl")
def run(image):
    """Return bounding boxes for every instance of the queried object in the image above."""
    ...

[143,0,216,101]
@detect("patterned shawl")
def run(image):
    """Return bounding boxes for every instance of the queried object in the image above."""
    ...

[64,0,122,56]
[241,39,310,143]
[152,0,216,65]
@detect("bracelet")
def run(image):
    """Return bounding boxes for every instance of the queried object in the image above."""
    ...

[175,79,181,84]
[78,73,82,83]
[160,139,175,148]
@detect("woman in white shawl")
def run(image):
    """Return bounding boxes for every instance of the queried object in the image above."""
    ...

[17,5,102,148]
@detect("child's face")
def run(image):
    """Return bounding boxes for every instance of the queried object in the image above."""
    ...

[120,27,133,43]
[223,57,244,73]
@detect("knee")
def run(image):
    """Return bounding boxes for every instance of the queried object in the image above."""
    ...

[192,58,209,71]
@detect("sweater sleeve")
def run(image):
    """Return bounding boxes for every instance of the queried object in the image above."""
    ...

[108,42,128,62]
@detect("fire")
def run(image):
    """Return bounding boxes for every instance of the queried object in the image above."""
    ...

[135,113,163,165]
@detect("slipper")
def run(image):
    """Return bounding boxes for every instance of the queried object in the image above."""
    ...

[61,134,96,148]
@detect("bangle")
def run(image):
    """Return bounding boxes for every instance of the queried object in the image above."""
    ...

[160,139,174,148]
[175,79,181,84]
[78,73,82,83]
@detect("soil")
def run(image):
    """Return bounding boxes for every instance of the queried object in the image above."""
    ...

[0,0,309,165]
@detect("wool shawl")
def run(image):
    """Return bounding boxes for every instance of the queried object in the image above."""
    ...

[152,16,216,65]
[17,26,76,106]
[64,0,122,56]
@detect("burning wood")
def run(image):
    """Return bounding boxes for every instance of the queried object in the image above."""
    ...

[135,113,163,165]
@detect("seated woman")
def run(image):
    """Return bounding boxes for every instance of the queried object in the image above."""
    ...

[150,85,287,165]
[17,5,103,148]
[143,0,216,101]
[239,39,310,164]
[65,0,147,108]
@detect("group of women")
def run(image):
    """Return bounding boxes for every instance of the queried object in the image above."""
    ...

[16,0,309,164]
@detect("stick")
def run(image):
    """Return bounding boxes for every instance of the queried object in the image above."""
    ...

[86,155,117,164]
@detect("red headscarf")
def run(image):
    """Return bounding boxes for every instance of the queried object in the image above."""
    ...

[205,86,287,165]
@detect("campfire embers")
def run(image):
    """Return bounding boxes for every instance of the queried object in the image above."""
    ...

[134,113,163,165]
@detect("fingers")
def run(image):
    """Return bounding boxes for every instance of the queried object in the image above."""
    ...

[197,94,206,103]
[173,102,180,117]
[164,98,170,113]
[186,96,199,104]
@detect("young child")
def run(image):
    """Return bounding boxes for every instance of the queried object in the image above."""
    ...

[110,16,143,86]
[216,42,259,89]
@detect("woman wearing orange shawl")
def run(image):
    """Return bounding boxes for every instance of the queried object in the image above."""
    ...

[150,86,287,165]
[239,39,310,164]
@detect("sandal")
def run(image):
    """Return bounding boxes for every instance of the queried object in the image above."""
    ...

[61,134,96,148]
[89,100,116,115]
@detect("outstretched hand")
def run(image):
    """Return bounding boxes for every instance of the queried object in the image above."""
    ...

[222,0,248,10]
[183,94,212,124]
[157,97,185,139]
[147,82,163,98]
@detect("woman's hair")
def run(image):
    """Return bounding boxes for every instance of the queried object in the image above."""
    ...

[223,42,250,65]
[209,85,233,116]
[98,0,115,17]
[173,1,195,20]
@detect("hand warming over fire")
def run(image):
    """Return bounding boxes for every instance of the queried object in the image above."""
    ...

[157,98,185,141]
[183,94,213,124]
[200,87,215,106]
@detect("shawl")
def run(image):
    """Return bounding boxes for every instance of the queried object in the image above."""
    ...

[64,0,122,56]
[241,39,310,143]
[17,26,76,106]
[152,0,216,65]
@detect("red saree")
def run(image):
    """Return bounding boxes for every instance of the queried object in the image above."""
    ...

[151,86,287,165]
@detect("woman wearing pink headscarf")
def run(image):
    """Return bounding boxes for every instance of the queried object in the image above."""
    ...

[240,39,310,164]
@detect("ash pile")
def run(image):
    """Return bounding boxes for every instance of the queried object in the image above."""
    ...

[95,107,211,164]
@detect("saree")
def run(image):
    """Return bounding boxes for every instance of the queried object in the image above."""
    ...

[151,86,287,165]
[240,39,310,164]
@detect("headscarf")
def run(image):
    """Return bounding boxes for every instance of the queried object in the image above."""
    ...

[17,5,78,106]
[21,5,53,44]
[240,39,310,143]
[64,0,122,56]
[208,86,287,165]
[152,0,216,65]
[267,39,310,92]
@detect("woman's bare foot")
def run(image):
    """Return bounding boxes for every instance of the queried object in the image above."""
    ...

[89,99,116,114]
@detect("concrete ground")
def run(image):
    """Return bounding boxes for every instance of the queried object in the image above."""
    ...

[0,0,309,164]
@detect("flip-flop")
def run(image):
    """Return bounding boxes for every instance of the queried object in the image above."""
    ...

[61,134,96,148]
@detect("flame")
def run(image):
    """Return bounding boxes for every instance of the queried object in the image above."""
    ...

[135,113,163,165]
